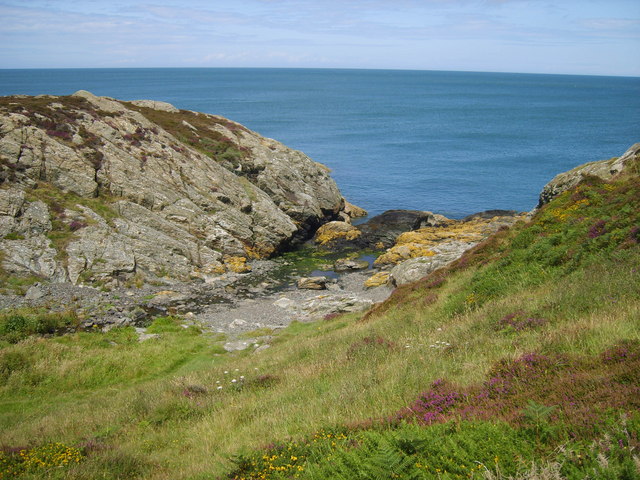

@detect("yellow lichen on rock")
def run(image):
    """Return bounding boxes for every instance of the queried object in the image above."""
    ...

[364,271,391,288]
[375,245,436,265]
[224,256,252,273]
[374,215,524,266]
[244,243,276,259]
[315,221,362,246]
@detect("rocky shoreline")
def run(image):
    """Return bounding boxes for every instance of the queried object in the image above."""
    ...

[0,207,525,350]
[1,90,637,352]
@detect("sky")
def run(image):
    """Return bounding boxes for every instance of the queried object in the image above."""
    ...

[1,0,639,76]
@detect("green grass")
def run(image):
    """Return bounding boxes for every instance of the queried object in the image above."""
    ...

[0,170,638,479]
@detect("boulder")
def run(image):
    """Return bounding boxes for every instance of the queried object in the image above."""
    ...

[273,297,296,310]
[298,294,374,320]
[358,210,436,248]
[364,271,391,289]
[314,221,361,248]
[374,212,523,267]
[129,99,180,113]
[390,255,455,286]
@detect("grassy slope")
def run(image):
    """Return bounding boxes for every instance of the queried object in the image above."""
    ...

[0,168,638,479]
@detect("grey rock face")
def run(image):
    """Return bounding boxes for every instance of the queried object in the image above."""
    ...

[390,240,477,286]
[537,143,640,208]
[0,91,348,285]
[298,294,374,320]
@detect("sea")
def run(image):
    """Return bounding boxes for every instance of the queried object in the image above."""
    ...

[1,68,639,219]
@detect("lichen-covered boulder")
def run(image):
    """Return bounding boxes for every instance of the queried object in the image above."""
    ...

[364,271,391,289]
[297,276,328,290]
[314,221,362,247]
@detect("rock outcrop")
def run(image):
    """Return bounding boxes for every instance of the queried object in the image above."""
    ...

[538,143,640,207]
[358,210,436,248]
[313,209,436,251]
[0,91,357,286]
[365,211,525,287]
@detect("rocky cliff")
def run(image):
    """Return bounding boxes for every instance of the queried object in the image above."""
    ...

[0,91,350,287]
[537,143,640,207]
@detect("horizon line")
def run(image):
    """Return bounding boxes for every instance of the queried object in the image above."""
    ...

[1,65,639,80]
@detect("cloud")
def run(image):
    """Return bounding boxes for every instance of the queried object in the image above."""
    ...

[0,0,638,74]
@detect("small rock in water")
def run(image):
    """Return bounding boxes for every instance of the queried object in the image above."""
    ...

[334,258,370,272]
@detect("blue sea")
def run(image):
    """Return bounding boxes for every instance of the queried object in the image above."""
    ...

[1,68,639,218]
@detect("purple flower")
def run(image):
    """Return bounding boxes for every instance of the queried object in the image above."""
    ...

[588,220,607,239]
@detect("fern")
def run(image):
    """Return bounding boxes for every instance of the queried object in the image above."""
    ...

[523,400,557,425]
[306,430,423,480]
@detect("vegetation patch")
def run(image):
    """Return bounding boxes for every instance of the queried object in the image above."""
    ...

[0,442,83,477]
[122,102,253,173]
[226,344,640,480]
[0,309,78,345]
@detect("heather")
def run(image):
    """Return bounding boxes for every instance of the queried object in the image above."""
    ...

[0,169,639,479]
[228,345,640,479]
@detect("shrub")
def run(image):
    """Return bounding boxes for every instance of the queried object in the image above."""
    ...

[0,310,78,343]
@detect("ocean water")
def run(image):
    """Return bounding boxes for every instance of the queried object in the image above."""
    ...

[1,68,639,218]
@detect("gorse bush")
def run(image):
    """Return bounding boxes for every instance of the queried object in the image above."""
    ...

[0,442,82,477]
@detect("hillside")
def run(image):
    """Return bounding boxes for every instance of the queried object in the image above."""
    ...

[0,145,638,479]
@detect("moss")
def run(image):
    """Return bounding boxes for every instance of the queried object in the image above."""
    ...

[2,233,24,241]
[238,177,258,202]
